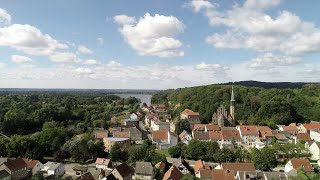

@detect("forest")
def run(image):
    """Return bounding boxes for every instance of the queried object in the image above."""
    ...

[0,92,141,160]
[151,83,320,126]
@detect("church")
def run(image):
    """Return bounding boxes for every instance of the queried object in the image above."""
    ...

[212,86,236,127]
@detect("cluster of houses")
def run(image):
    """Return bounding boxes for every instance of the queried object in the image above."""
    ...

[0,158,64,180]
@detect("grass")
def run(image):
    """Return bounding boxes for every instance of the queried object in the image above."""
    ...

[156,149,170,157]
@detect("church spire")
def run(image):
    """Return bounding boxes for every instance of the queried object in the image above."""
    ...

[230,85,235,124]
[231,86,235,102]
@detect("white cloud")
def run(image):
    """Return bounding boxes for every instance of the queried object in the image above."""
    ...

[83,59,98,65]
[72,67,93,76]
[195,62,229,74]
[114,15,136,25]
[11,55,33,64]
[97,37,104,46]
[115,13,185,58]
[49,52,79,63]
[0,24,68,56]
[0,8,11,25]
[191,0,320,55]
[77,45,92,54]
[0,62,7,68]
[247,53,302,70]
[106,60,122,68]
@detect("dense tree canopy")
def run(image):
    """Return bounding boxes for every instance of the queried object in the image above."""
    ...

[152,84,320,125]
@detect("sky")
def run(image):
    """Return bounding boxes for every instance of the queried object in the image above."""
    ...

[0,0,320,89]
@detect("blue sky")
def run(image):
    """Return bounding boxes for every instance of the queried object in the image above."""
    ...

[0,0,320,89]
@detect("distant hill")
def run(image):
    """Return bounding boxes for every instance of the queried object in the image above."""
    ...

[220,81,313,89]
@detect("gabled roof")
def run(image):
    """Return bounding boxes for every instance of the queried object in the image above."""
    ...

[290,159,313,172]
[152,130,169,140]
[172,157,191,172]
[179,130,191,141]
[257,126,274,138]
[22,158,40,170]
[221,162,255,173]
[113,163,134,178]
[198,169,213,179]
[181,109,200,116]
[209,131,222,141]
[163,166,183,180]
[193,131,210,141]
[95,130,108,139]
[95,158,111,166]
[134,162,153,176]
[45,161,62,171]
[296,133,312,141]
[301,123,320,131]
[193,124,220,132]
[194,160,204,174]
[113,131,130,138]
[280,126,298,131]
[222,129,241,140]
[238,126,259,136]
[212,169,234,180]
[3,158,27,172]
[263,172,287,180]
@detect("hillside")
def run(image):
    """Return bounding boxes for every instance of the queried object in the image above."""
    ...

[151,83,320,126]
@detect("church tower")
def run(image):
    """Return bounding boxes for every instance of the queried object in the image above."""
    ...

[230,86,235,121]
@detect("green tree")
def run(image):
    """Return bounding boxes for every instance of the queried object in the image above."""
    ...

[251,147,278,171]
[175,120,191,135]
[109,143,122,162]
[168,145,182,158]
[32,171,45,180]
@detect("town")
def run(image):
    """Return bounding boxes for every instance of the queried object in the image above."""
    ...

[1,87,320,180]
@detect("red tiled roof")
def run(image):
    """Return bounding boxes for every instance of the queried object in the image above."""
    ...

[181,109,200,116]
[221,162,255,172]
[95,130,108,139]
[296,133,312,141]
[239,126,259,136]
[281,126,298,131]
[222,129,241,140]
[290,159,313,172]
[22,158,39,170]
[3,158,27,172]
[113,131,130,138]
[198,169,212,179]
[212,169,235,180]
[163,166,183,180]
[209,131,222,141]
[194,160,204,174]
[301,123,320,131]
[155,161,166,171]
[95,158,111,166]
[257,126,275,138]
[152,130,168,140]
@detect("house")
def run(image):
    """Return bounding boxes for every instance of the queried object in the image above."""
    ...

[124,118,139,127]
[179,130,192,145]
[22,158,43,176]
[113,131,130,139]
[212,169,234,180]
[221,129,241,145]
[42,162,65,176]
[172,157,191,175]
[237,126,260,147]
[180,109,201,129]
[273,132,289,144]
[309,142,320,160]
[103,137,130,152]
[94,130,109,140]
[293,133,312,144]
[107,163,134,180]
[155,162,166,172]
[193,124,220,132]
[236,171,263,180]
[163,166,183,180]
[285,159,313,174]
[0,170,11,180]
[194,160,211,179]
[298,123,320,133]
[263,172,288,180]
[216,162,255,176]
[0,158,28,180]
[95,158,112,170]
[193,131,210,141]
[257,126,275,145]
[152,130,178,150]
[124,127,143,142]
[144,113,154,127]
[133,162,154,180]
[310,129,320,142]
[130,113,138,120]
[151,120,171,131]
[279,126,298,136]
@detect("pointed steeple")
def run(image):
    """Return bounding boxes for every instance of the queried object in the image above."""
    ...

[231,86,235,102]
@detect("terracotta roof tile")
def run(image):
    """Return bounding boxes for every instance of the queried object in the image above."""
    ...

[222,129,241,140]
[209,131,222,141]
[290,159,313,172]
[221,162,255,173]
[113,131,130,138]
[163,166,183,180]
[95,130,108,139]
[22,158,39,170]
[194,160,204,174]
[239,126,259,136]
[212,169,235,180]
[95,158,111,166]
[3,158,27,172]
[296,133,312,141]
[193,131,210,141]
[281,126,298,131]
[301,123,320,131]
[152,130,168,140]
[181,109,200,116]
